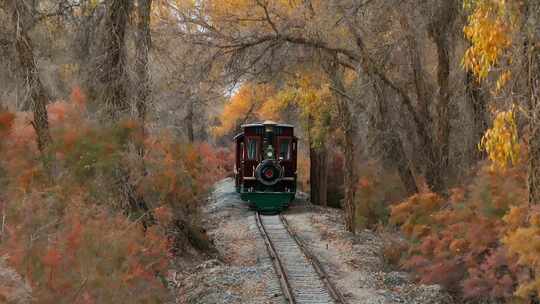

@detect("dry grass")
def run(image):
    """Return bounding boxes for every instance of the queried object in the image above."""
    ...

[380,232,408,269]
[0,256,31,304]
[220,221,257,266]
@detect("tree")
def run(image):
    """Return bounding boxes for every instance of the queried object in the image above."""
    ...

[4,0,52,156]
[175,0,500,230]
[527,0,540,204]
[463,0,540,204]
[325,57,358,231]
[136,0,152,129]
[98,0,131,120]
[135,0,152,165]
[370,78,419,195]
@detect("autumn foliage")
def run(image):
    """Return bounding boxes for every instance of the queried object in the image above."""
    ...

[0,88,226,303]
[389,160,540,301]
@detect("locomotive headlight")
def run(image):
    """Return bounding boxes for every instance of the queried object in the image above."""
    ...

[267,151,273,158]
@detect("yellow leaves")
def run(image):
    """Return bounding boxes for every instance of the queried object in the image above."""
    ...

[174,0,196,10]
[502,206,528,230]
[206,0,266,23]
[212,83,276,136]
[479,106,521,171]
[343,69,359,87]
[449,239,469,254]
[152,0,176,23]
[256,95,289,120]
[59,64,79,84]
[89,0,99,9]
[286,73,335,147]
[496,70,512,93]
[202,0,305,32]
[463,0,515,81]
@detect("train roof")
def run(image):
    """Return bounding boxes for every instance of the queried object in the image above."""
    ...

[233,121,295,140]
[241,121,294,128]
[233,133,244,140]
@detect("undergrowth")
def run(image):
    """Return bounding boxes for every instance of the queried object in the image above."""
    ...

[0,88,227,303]
[389,161,540,303]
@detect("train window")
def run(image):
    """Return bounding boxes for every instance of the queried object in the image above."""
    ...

[279,139,291,160]
[240,142,244,160]
[247,138,258,160]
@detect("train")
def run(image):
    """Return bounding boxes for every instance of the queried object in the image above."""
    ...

[234,121,297,212]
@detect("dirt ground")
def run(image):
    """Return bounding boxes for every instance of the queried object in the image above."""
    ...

[175,178,455,304]
[174,179,286,304]
[283,203,454,304]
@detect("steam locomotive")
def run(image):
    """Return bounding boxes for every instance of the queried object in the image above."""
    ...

[234,121,297,212]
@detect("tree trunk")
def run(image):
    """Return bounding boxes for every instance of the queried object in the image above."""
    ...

[326,57,357,233]
[135,0,152,163]
[388,135,418,195]
[432,37,450,192]
[400,13,430,127]
[186,99,195,143]
[344,14,439,194]
[8,0,52,155]
[100,0,131,120]
[528,0,540,204]
[371,81,419,195]
[342,127,356,232]
[465,70,487,163]
[136,0,152,126]
[309,144,328,206]
[319,147,328,207]
[427,0,457,193]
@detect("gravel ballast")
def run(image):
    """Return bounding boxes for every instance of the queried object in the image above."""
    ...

[176,178,455,304]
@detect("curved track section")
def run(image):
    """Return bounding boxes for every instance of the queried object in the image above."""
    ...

[255,213,346,304]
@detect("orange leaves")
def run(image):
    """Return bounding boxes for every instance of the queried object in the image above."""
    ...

[48,102,68,123]
[0,83,226,303]
[358,177,371,189]
[70,86,86,108]
[390,192,444,237]
[391,163,529,301]
[66,218,83,252]
[3,208,171,303]
[256,95,286,121]
[141,132,227,209]
[503,206,540,299]
[213,82,276,137]
[154,206,173,223]
[42,248,62,269]
[0,111,15,151]
[205,0,301,32]
[0,111,15,133]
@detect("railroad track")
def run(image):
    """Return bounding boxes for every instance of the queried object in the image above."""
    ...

[255,213,347,304]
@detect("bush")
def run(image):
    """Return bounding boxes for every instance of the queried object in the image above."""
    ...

[381,232,409,269]
[355,163,408,229]
[0,89,225,302]
[390,164,528,301]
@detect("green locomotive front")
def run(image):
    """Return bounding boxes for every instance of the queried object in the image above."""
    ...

[234,121,297,212]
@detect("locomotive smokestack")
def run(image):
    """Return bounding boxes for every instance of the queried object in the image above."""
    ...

[263,121,277,159]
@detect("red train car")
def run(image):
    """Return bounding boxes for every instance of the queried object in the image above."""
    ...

[234,121,297,212]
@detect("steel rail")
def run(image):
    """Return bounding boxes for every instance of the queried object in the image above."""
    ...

[280,214,347,304]
[255,212,296,303]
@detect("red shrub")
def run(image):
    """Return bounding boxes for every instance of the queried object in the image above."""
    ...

[391,164,527,301]
[0,89,222,303]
